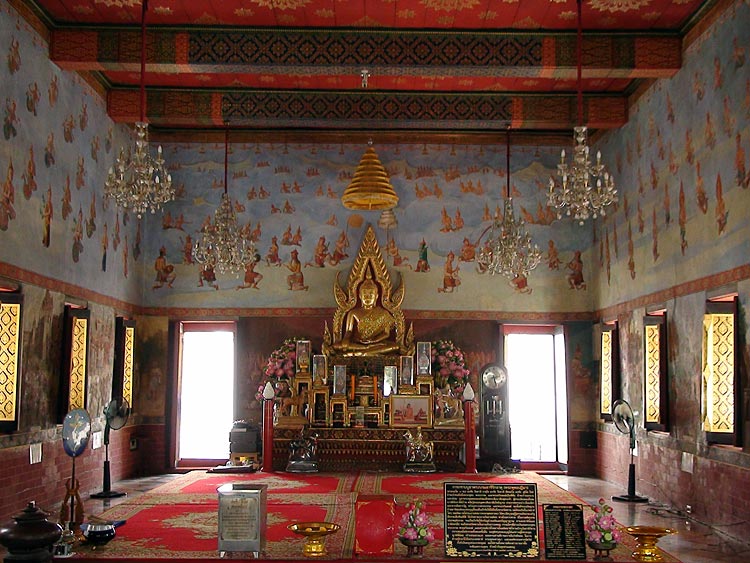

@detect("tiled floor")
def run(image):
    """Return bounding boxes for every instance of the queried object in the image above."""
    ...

[89,472,750,563]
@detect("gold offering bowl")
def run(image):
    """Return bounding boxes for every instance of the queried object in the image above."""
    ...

[626,526,677,562]
[288,522,340,557]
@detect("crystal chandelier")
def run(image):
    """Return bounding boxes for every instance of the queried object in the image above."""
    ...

[477,129,542,279]
[547,0,616,225]
[192,128,255,277]
[104,0,173,218]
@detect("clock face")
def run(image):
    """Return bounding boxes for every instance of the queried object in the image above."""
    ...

[482,365,507,389]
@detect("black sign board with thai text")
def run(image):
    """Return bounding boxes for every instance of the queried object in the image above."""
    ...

[542,504,586,560]
[444,482,539,558]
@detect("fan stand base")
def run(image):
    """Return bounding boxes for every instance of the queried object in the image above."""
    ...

[612,494,648,503]
[91,490,127,499]
[612,462,648,503]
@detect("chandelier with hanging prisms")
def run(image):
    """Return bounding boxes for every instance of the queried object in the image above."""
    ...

[192,130,255,277]
[477,199,542,279]
[104,121,173,218]
[192,193,255,276]
[547,0,617,225]
[547,126,617,225]
[477,131,542,280]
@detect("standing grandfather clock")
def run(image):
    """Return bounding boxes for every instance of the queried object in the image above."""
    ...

[478,364,511,471]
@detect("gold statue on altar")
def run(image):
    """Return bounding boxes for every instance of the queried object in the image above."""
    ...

[323,225,414,358]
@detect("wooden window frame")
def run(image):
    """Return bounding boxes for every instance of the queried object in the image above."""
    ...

[644,313,669,432]
[0,292,23,433]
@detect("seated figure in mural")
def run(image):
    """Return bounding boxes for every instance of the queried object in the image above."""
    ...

[331,274,400,357]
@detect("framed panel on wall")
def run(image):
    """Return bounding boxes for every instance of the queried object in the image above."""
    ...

[59,305,90,422]
[112,317,135,408]
[0,292,23,433]
[599,321,620,422]
[702,297,739,446]
[643,312,668,432]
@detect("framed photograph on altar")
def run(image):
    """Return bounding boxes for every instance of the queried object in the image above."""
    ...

[389,394,432,428]
[383,365,397,397]
[333,365,347,395]
[399,356,414,386]
[416,342,431,375]
[296,340,311,373]
[312,354,327,385]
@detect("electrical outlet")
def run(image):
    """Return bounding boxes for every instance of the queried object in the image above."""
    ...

[92,431,103,450]
[686,504,692,515]
[129,437,138,451]
[29,443,42,464]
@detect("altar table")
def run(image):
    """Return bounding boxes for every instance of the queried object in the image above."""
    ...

[271,426,465,472]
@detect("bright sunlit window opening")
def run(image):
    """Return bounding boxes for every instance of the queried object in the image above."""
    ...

[179,330,235,460]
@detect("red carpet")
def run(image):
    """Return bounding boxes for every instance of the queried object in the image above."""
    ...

[71,471,681,562]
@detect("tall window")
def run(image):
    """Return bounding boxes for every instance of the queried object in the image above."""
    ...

[112,317,135,407]
[644,312,668,432]
[0,292,22,433]
[599,322,620,421]
[177,322,235,463]
[702,297,739,445]
[504,326,568,464]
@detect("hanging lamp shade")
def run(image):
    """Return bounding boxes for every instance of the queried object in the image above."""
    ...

[342,145,398,211]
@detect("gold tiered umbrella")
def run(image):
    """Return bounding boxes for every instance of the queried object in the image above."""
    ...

[342,144,398,211]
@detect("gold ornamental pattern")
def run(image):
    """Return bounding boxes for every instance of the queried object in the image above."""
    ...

[69,317,88,411]
[123,326,135,406]
[599,331,612,417]
[702,313,734,434]
[0,303,20,422]
[644,324,661,424]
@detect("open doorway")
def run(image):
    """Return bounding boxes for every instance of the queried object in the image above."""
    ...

[504,326,568,465]
[175,322,236,467]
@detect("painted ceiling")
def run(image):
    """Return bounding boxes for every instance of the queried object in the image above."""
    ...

[17,0,715,135]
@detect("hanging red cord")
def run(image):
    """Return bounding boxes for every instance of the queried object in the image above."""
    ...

[505,127,511,200]
[139,0,148,123]
[576,0,583,126]
[224,127,229,196]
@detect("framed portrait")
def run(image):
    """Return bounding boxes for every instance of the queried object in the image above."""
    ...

[383,365,398,397]
[312,354,327,385]
[333,365,347,395]
[296,340,311,373]
[399,356,414,386]
[389,394,432,428]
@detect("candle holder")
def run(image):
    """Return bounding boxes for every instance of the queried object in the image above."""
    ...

[625,526,676,562]
[288,522,340,557]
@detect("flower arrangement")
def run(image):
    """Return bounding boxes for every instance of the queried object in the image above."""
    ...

[431,340,470,395]
[585,498,622,545]
[255,338,301,401]
[397,500,435,543]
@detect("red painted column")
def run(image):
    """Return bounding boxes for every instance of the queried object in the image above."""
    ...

[261,383,275,473]
[463,383,477,473]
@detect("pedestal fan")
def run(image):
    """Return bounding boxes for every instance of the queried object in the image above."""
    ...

[91,398,130,499]
[61,408,91,535]
[611,399,648,503]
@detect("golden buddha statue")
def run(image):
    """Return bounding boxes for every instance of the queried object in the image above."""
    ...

[323,225,414,358]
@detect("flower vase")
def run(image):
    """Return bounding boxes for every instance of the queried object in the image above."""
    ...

[587,540,617,561]
[399,537,429,557]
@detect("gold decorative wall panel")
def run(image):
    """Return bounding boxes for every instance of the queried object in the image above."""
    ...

[0,302,20,425]
[702,312,734,434]
[68,317,88,412]
[123,326,134,406]
[600,330,612,417]
[644,324,661,425]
